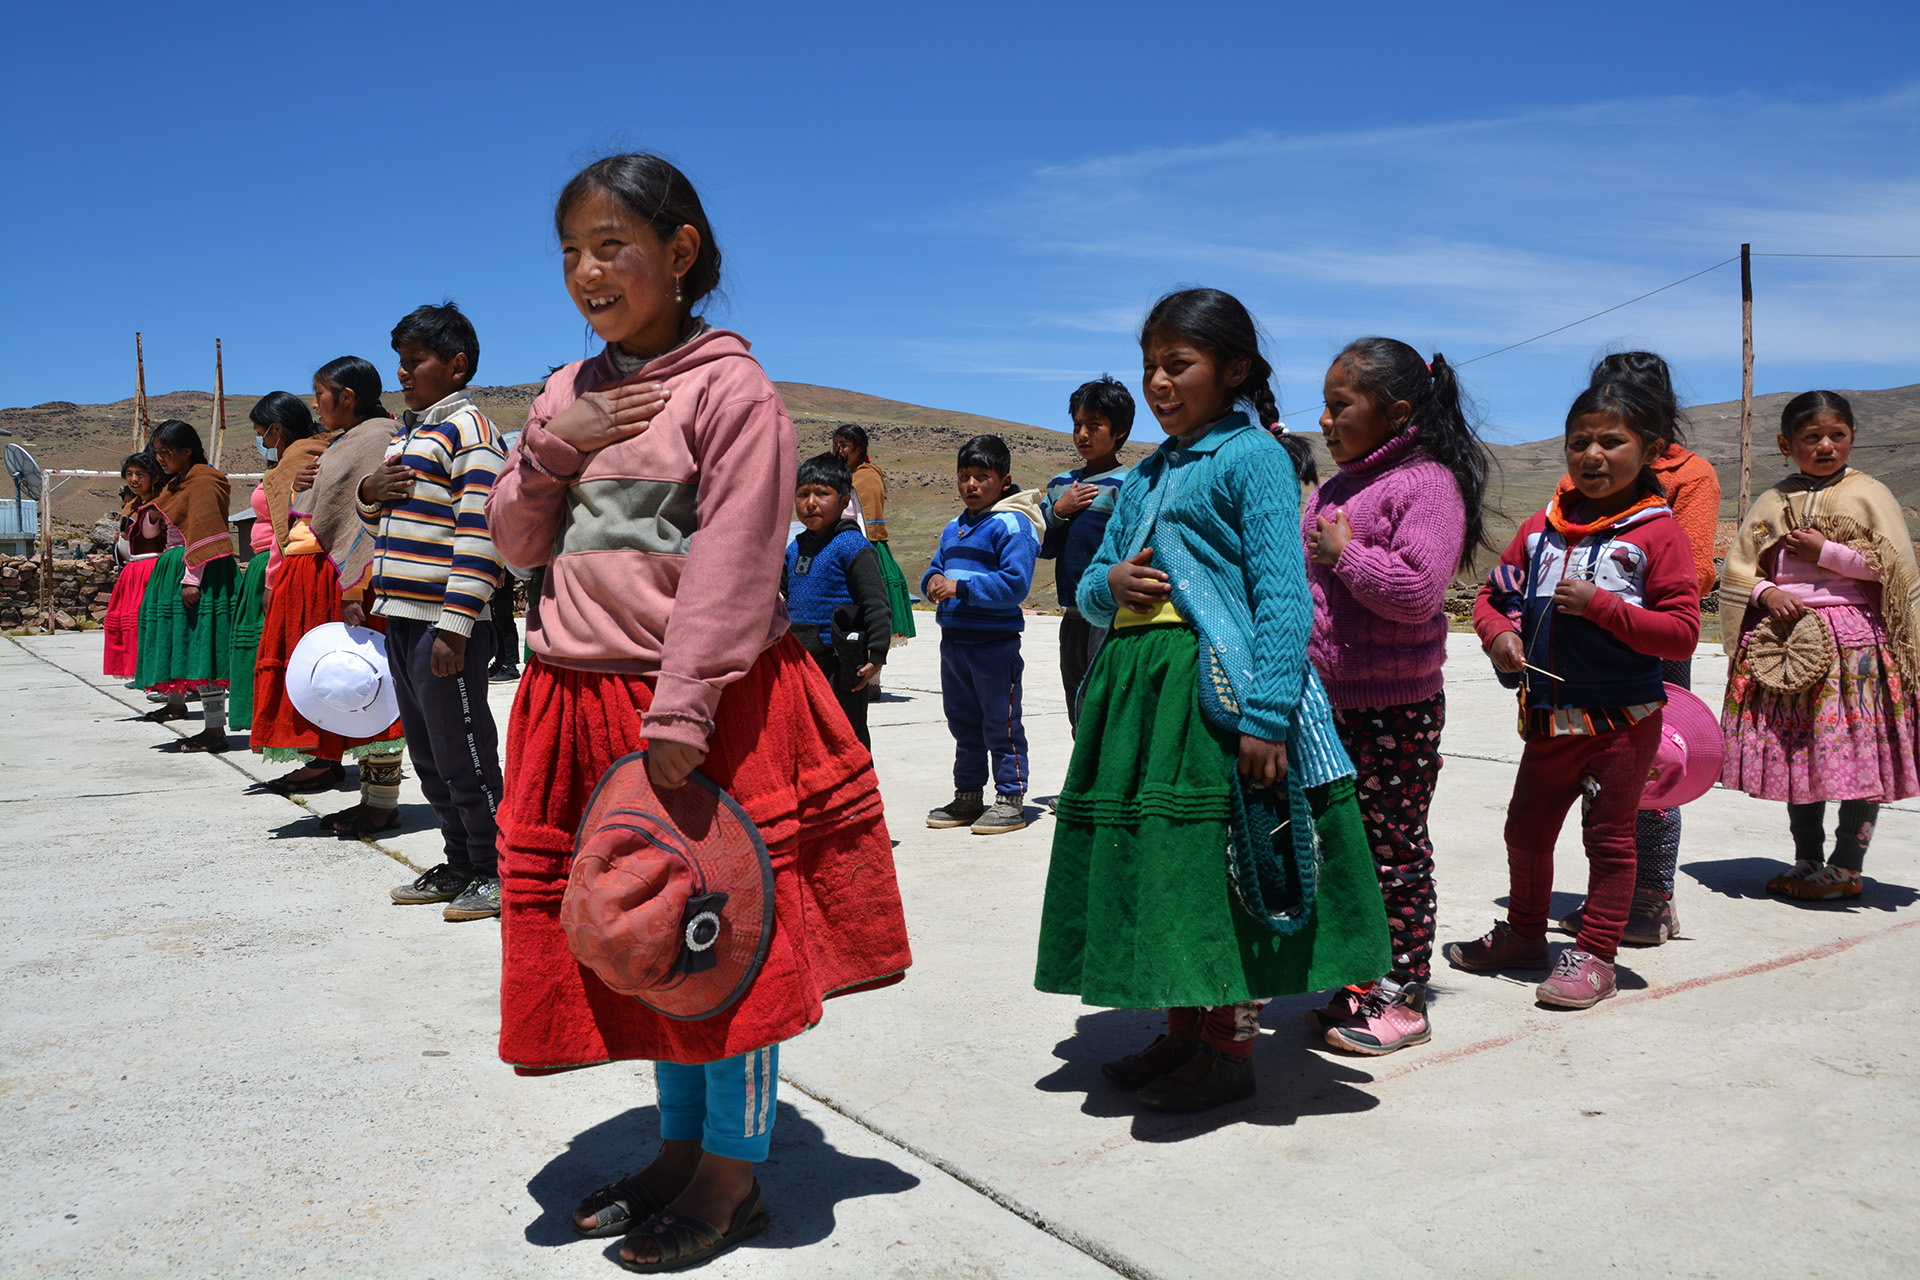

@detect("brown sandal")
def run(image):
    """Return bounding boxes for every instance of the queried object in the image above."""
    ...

[573,1172,668,1239]
[178,729,230,753]
[323,806,404,839]
[140,703,188,723]
[618,1181,768,1272]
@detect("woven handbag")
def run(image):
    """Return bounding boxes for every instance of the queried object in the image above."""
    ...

[1746,610,1835,695]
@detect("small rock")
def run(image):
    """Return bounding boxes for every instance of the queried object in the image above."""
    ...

[53,610,75,629]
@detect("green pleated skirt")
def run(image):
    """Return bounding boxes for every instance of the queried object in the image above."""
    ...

[135,549,240,694]
[1035,624,1390,1008]
[225,551,270,728]
[871,539,918,639]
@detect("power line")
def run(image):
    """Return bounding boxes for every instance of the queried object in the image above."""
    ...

[1454,257,1741,367]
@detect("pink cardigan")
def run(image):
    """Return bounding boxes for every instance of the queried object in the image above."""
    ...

[487,329,795,753]
[1301,428,1465,709]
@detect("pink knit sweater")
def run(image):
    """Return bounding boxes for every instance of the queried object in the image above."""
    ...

[1301,428,1465,709]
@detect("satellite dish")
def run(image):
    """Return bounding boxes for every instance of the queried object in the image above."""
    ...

[7,442,43,503]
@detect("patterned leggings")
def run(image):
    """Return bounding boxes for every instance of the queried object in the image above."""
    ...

[1333,693,1444,985]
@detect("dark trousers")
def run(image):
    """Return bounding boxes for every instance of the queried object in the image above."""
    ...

[797,634,872,749]
[387,617,502,879]
[1505,715,1663,960]
[1058,611,1103,732]
[488,581,519,671]
[940,631,1028,796]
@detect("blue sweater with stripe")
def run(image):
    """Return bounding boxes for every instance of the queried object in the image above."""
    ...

[921,490,1042,636]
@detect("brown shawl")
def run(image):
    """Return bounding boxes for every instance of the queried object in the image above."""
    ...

[261,432,338,549]
[153,463,234,571]
[295,416,396,590]
[1720,466,1920,683]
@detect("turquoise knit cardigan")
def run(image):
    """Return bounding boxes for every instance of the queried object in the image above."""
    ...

[1078,413,1314,741]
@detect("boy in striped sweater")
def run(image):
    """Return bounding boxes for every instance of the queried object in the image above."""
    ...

[357,303,509,922]
[922,434,1044,835]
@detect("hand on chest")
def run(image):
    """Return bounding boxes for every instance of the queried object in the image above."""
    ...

[1532,535,1649,605]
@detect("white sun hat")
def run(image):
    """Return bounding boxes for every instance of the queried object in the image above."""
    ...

[286,622,400,738]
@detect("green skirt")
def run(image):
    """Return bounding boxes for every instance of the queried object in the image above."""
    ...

[135,549,240,694]
[1035,624,1390,1008]
[225,551,270,729]
[872,539,917,639]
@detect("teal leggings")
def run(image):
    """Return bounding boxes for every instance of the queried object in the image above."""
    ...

[655,1045,779,1162]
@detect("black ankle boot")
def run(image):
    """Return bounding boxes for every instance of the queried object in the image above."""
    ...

[1136,1049,1256,1112]
[1100,1034,1200,1089]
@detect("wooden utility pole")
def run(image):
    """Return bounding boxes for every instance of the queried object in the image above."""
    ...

[211,339,227,466]
[1738,243,1754,522]
[134,332,152,445]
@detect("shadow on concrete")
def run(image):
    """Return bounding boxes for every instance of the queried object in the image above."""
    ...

[1495,890,1587,922]
[525,1103,920,1255]
[261,802,440,843]
[1683,857,1917,912]
[1035,1009,1380,1140]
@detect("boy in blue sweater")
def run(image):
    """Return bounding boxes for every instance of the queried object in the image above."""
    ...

[1040,375,1134,730]
[783,453,894,748]
[922,434,1043,835]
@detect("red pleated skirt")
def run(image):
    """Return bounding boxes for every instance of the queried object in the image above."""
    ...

[498,634,912,1071]
[249,553,402,760]
[103,555,159,678]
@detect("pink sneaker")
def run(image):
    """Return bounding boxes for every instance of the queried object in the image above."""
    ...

[1444,921,1550,973]
[1303,984,1371,1033]
[1325,980,1430,1056]
[1535,949,1617,1009]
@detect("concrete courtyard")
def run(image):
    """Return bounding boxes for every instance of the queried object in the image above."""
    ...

[3,619,1916,1278]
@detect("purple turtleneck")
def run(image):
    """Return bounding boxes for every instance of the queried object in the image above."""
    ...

[1300,427,1466,709]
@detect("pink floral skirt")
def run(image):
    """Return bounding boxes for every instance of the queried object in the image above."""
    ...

[1721,603,1919,803]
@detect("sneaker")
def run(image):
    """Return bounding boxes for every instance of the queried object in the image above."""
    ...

[391,864,472,905]
[1444,921,1550,973]
[1783,865,1863,902]
[927,791,986,829]
[1326,980,1431,1056]
[1766,860,1822,895]
[444,875,502,921]
[1100,1034,1199,1089]
[1136,1050,1256,1113]
[1535,949,1617,1009]
[971,794,1027,836]
[488,664,522,684]
[1621,888,1680,946]
[1303,984,1371,1033]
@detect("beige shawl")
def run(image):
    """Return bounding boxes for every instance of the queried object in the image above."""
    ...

[1720,467,1920,683]
[294,417,396,590]
[261,431,337,549]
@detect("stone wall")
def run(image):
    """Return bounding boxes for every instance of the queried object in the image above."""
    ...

[2,553,119,630]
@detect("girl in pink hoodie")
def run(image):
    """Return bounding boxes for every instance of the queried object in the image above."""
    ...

[1300,338,1493,1056]
[487,154,911,1271]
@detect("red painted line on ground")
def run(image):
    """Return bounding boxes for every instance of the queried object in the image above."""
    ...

[1372,916,1920,1083]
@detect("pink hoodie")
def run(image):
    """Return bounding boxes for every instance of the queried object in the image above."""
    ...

[487,328,794,752]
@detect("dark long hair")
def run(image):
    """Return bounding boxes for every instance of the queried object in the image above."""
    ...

[1589,351,1687,447]
[1334,337,1496,569]
[832,423,870,462]
[1139,287,1314,484]
[150,419,208,472]
[248,391,317,441]
[121,450,164,491]
[555,153,722,314]
[1565,379,1673,498]
[1780,389,1854,438]
[314,356,392,424]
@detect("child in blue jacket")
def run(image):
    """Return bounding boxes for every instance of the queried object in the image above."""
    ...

[1040,375,1134,730]
[922,434,1044,835]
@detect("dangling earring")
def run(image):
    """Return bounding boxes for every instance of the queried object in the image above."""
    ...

[674,275,684,305]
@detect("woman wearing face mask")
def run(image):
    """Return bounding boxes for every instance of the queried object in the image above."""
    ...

[228,393,310,732]
[246,364,406,827]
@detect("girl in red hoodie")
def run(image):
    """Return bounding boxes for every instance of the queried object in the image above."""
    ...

[1448,377,1700,1009]
[488,154,911,1271]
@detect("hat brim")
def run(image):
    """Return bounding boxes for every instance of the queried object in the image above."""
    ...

[573,752,775,1021]
[286,622,401,739]
[1642,683,1725,809]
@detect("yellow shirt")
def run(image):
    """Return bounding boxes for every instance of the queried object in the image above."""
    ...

[1113,599,1187,629]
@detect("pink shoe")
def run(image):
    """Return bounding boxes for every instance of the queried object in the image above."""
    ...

[1303,984,1371,1033]
[1444,921,1550,973]
[1325,981,1430,1056]
[1535,949,1617,1009]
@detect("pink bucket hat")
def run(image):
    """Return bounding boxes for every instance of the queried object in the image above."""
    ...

[1641,683,1724,809]
[559,751,775,1021]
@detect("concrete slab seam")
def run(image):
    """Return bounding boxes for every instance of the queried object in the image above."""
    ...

[4,635,422,872]
[778,1072,1153,1280]
[1373,916,1920,1083]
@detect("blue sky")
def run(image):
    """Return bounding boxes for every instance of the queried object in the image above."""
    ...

[2,1,1915,442]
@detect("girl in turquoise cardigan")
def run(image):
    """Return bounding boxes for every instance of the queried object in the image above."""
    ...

[1034,288,1391,1113]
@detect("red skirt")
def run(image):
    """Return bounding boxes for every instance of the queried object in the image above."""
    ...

[249,553,402,760]
[103,555,159,678]
[498,635,912,1070]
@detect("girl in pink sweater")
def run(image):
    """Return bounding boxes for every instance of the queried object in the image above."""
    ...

[1301,337,1493,1056]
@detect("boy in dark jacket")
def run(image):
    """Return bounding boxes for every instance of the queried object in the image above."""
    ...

[783,453,893,748]
[1039,375,1134,729]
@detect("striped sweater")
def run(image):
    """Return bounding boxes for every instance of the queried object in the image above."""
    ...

[357,390,506,636]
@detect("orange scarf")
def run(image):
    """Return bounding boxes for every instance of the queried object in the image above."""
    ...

[1545,487,1668,542]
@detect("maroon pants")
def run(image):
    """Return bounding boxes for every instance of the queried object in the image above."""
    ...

[1505,715,1663,961]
